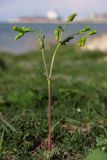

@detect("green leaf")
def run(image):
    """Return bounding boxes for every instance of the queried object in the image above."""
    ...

[21,27,34,33]
[88,30,97,35]
[85,149,107,160]
[13,26,34,40]
[39,31,45,49]
[54,28,60,41]
[13,26,34,33]
[57,25,63,31]
[0,115,16,132]
[61,36,74,45]
[80,26,91,33]
[0,129,4,153]
[78,36,86,46]
[54,25,63,41]
[13,26,24,33]
[67,13,77,22]
[15,32,24,40]
[41,37,45,49]
[96,137,107,147]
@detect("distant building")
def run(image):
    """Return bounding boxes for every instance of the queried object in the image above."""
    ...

[8,10,62,23]
[47,10,59,20]
[8,11,62,23]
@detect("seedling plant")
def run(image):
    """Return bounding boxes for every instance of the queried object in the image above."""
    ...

[13,13,97,151]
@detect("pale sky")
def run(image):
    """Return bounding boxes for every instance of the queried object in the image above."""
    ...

[0,0,107,21]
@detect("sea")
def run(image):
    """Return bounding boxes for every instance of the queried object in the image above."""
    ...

[0,23,107,54]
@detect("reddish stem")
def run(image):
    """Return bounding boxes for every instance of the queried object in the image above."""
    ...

[47,78,52,150]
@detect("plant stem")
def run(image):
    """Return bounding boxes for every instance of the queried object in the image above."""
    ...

[49,43,61,78]
[41,48,48,77]
[47,42,61,150]
[47,30,64,150]
[39,22,71,150]
[47,78,52,150]
[39,39,48,77]
[49,27,66,79]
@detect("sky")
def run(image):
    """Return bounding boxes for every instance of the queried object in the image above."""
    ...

[0,0,107,21]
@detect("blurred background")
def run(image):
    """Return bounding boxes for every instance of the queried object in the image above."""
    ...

[0,0,107,53]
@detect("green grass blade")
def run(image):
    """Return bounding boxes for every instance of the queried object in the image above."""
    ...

[0,129,4,152]
[0,116,16,132]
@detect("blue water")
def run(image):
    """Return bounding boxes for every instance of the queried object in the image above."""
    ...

[0,23,107,53]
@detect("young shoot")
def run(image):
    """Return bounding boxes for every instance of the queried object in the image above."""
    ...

[12,13,97,151]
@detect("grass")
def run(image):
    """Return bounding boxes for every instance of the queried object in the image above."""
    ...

[0,46,107,159]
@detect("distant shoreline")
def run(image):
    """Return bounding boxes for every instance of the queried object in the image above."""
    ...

[1,18,107,24]
[0,23,107,53]
[7,20,107,24]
